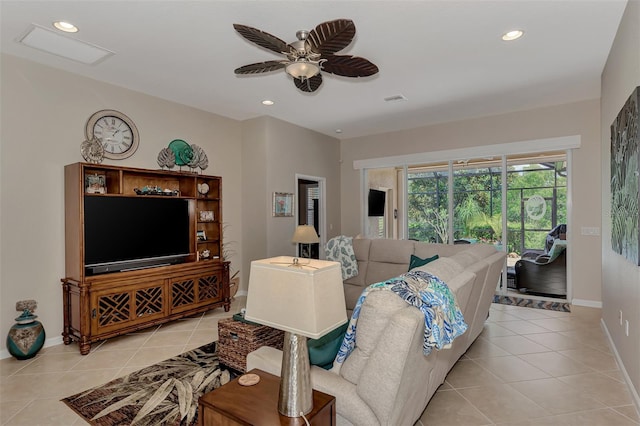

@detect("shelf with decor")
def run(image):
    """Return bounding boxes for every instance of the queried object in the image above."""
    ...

[62,162,229,355]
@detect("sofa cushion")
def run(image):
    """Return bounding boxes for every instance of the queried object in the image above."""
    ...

[344,239,371,287]
[413,243,459,259]
[449,244,499,267]
[366,262,411,286]
[408,254,439,271]
[369,239,414,264]
[340,291,406,384]
[414,257,463,283]
[325,235,359,279]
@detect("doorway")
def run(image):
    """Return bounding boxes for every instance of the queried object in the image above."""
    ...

[295,175,326,259]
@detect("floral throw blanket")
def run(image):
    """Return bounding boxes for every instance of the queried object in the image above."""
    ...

[334,270,467,368]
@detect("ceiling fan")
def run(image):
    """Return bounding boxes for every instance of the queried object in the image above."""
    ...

[233,19,379,93]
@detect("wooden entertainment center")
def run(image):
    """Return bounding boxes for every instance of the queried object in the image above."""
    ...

[62,162,230,355]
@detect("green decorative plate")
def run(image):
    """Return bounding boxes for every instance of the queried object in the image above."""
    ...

[168,139,193,166]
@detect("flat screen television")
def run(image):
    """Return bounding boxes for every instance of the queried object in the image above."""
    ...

[84,196,191,275]
[368,189,386,217]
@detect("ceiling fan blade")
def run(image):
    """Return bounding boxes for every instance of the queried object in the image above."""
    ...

[321,55,379,77]
[234,61,286,75]
[233,24,290,55]
[307,19,355,55]
[293,74,323,93]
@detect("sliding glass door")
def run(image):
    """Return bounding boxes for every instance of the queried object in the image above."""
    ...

[365,151,568,301]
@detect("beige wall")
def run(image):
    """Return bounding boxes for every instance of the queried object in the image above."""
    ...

[600,0,640,403]
[241,116,341,284]
[340,99,603,305]
[0,54,341,356]
[0,54,244,351]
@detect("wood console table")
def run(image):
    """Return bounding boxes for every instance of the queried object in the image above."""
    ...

[198,369,336,425]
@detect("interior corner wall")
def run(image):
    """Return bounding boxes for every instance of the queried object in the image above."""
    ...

[240,117,269,292]
[240,116,341,289]
[600,0,640,403]
[340,99,602,305]
[0,54,243,352]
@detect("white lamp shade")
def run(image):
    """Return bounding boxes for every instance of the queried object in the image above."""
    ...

[292,225,320,244]
[245,257,347,339]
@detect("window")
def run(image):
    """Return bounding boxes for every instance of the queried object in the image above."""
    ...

[405,154,566,254]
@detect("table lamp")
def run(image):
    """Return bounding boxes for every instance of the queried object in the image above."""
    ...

[292,225,320,259]
[244,256,347,417]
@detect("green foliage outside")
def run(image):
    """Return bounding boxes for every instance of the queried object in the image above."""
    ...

[408,162,566,254]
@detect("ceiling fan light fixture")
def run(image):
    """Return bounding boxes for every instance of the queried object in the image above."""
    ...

[285,60,320,80]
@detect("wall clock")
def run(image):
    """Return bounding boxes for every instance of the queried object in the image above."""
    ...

[85,110,139,160]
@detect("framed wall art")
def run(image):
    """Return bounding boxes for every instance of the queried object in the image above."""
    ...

[273,192,294,217]
[610,85,639,266]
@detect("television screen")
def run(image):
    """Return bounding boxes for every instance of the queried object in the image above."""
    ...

[84,196,191,268]
[368,189,386,217]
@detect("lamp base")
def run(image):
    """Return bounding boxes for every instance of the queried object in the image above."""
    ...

[278,331,313,417]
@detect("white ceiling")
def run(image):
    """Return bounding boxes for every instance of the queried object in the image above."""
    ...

[0,1,628,140]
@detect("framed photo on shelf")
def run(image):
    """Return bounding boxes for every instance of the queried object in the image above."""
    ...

[85,173,106,194]
[199,210,215,222]
[197,230,207,241]
[273,192,294,217]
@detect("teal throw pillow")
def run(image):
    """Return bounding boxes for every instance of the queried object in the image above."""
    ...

[408,254,439,271]
[308,322,348,370]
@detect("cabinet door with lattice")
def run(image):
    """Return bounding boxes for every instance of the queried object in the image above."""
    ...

[169,268,224,314]
[90,279,166,335]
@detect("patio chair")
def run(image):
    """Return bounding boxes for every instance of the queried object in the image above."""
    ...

[515,226,567,297]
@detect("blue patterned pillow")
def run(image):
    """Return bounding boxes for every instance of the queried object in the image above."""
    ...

[325,236,358,279]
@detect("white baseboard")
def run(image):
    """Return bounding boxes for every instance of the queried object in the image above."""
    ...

[571,298,603,308]
[601,319,640,414]
[1,335,64,360]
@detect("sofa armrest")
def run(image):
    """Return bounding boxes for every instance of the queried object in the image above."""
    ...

[521,250,543,260]
[357,307,426,425]
[246,346,379,425]
[311,368,379,426]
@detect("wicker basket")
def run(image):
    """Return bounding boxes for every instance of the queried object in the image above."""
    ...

[217,318,284,372]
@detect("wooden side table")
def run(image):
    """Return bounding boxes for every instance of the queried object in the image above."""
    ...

[198,369,336,425]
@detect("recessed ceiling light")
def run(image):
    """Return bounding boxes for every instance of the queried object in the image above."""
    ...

[53,21,78,33]
[335,129,343,134]
[502,30,524,41]
[261,99,274,106]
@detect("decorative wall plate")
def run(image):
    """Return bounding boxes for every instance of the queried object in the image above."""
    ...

[168,139,193,166]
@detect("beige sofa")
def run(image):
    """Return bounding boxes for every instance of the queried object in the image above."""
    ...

[247,239,505,426]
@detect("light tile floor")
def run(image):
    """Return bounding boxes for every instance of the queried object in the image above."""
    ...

[0,298,638,425]
[417,303,639,426]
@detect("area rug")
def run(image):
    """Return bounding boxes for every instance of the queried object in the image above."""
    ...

[493,294,571,312]
[62,342,233,426]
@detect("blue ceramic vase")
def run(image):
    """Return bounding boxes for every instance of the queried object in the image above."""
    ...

[6,310,46,360]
